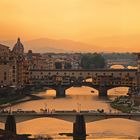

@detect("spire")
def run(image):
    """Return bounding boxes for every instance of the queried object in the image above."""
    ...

[17,37,20,43]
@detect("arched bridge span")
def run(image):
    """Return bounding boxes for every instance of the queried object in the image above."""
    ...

[28,69,137,97]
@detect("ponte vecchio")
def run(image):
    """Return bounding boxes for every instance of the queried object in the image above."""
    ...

[28,68,138,97]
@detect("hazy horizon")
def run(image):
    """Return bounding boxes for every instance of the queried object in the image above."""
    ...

[1,37,140,53]
[0,0,140,52]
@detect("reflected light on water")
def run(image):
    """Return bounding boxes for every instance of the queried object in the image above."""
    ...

[0,86,140,139]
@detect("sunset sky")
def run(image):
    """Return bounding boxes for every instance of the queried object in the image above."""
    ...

[0,0,140,51]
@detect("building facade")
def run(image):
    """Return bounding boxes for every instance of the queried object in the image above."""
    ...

[0,44,10,87]
[0,38,27,89]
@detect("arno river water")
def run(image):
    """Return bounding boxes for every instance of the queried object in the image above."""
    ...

[0,87,140,139]
[0,66,139,140]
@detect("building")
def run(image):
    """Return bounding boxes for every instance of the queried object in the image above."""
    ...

[10,38,25,88]
[12,38,24,56]
[0,38,27,89]
[0,44,11,87]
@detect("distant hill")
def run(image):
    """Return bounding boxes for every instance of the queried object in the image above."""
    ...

[0,38,100,53]
[1,34,140,53]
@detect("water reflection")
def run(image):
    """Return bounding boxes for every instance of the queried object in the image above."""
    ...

[0,86,140,139]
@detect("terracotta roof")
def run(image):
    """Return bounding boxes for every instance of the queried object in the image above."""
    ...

[0,44,9,49]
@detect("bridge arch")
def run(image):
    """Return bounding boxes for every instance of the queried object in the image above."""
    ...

[66,86,98,96]
[14,117,72,135]
[107,86,129,96]
[45,84,132,98]
[83,77,93,83]
[47,83,100,98]
[110,64,126,69]
[15,115,75,123]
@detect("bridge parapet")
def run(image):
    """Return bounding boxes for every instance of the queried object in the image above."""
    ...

[1,112,140,123]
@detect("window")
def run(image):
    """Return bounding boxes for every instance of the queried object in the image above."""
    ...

[4,76,6,81]
[13,70,15,73]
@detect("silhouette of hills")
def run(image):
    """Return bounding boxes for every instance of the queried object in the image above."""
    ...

[1,34,140,53]
[0,38,99,53]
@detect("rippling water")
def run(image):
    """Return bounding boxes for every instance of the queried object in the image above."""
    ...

[0,86,140,140]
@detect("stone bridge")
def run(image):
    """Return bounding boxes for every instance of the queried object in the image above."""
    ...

[106,59,137,68]
[2,112,140,139]
[28,69,137,97]
[1,112,140,123]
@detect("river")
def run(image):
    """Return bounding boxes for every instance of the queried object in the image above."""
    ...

[0,86,140,140]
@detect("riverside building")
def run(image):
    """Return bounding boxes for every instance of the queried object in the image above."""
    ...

[0,38,28,90]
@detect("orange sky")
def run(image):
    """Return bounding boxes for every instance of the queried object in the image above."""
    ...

[0,0,140,51]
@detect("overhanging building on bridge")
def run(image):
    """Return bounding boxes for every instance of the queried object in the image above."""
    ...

[28,69,137,96]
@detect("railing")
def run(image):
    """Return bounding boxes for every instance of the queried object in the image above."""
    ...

[1,110,140,116]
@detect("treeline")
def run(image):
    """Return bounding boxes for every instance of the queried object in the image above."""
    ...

[80,53,105,69]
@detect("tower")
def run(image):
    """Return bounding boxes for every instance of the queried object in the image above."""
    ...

[12,38,24,56]
[11,38,25,88]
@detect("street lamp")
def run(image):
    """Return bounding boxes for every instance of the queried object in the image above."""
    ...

[9,103,12,115]
[77,103,81,113]
[44,103,48,112]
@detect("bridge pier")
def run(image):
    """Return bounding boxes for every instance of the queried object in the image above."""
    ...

[56,86,66,98]
[73,115,86,140]
[5,115,16,134]
[98,86,108,97]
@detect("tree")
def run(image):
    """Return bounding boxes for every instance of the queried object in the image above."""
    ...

[81,53,105,69]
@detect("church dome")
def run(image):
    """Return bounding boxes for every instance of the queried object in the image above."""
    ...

[12,38,24,55]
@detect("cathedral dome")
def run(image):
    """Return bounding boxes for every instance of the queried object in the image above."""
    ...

[12,38,24,55]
